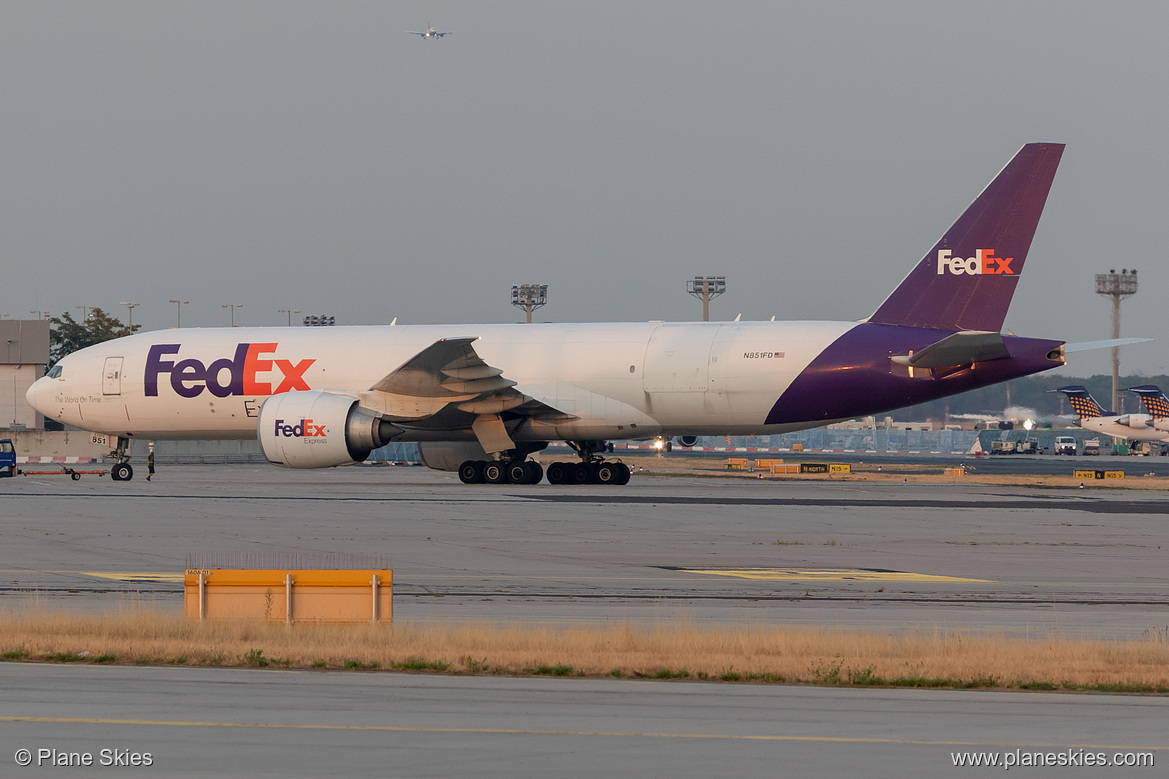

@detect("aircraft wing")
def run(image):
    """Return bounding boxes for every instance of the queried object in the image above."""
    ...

[367,337,573,422]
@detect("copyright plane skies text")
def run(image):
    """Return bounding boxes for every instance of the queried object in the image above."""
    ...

[30,144,1075,485]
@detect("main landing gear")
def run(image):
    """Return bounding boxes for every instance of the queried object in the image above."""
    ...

[545,459,630,485]
[458,459,544,485]
[108,436,134,481]
[547,439,630,486]
[456,440,631,486]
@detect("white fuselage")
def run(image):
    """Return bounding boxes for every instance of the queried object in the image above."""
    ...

[27,320,854,443]
[1082,414,1169,443]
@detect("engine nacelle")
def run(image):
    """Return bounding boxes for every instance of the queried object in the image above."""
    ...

[258,390,400,469]
[677,435,700,448]
[418,441,492,471]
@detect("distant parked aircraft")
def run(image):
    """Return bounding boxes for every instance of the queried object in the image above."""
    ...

[1054,386,1169,444]
[407,24,452,39]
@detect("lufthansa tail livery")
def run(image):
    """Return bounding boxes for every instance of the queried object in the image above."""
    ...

[29,143,1070,485]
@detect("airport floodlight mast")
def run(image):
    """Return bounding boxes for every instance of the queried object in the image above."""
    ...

[278,308,300,326]
[119,302,140,332]
[302,315,336,327]
[222,303,243,327]
[1095,268,1138,412]
[511,284,548,323]
[686,276,726,321]
[168,300,189,328]
[29,310,49,320]
[74,305,92,322]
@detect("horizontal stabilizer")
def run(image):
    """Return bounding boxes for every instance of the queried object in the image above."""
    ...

[890,331,1010,369]
[1061,337,1154,353]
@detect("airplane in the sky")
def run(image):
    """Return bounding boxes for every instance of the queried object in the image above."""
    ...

[1053,385,1169,444]
[30,143,1078,485]
[407,25,452,39]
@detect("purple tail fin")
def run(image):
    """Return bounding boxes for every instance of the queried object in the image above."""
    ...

[868,143,1064,332]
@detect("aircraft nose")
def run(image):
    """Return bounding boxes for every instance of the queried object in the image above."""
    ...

[26,376,49,414]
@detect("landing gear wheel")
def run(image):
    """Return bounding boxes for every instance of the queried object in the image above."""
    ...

[571,462,594,484]
[506,461,530,484]
[111,462,133,482]
[526,461,544,485]
[546,461,568,485]
[615,462,631,485]
[483,461,507,484]
[458,460,484,484]
[594,462,618,485]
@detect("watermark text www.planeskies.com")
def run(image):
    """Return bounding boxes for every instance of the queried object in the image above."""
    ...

[952,748,1153,770]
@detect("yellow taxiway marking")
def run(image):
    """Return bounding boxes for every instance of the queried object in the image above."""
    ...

[681,568,993,583]
[76,572,185,583]
[0,716,1158,750]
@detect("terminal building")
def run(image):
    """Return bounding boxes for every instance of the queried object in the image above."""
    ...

[0,319,49,432]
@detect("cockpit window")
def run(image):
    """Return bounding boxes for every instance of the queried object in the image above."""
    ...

[47,365,63,379]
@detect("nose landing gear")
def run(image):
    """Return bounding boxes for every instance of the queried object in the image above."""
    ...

[108,437,134,481]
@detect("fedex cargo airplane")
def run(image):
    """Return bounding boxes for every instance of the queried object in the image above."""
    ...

[29,143,1071,485]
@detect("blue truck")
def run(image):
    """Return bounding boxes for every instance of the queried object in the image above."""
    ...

[0,439,15,477]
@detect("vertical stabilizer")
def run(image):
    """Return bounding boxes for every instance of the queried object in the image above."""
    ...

[1126,385,1169,419]
[868,143,1064,332]
[1054,385,1110,419]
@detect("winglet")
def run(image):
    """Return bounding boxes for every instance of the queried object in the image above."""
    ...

[869,143,1065,332]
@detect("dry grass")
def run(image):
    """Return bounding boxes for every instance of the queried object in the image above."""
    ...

[3,609,1168,691]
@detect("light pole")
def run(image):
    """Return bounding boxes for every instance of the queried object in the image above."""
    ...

[510,284,548,323]
[278,308,300,327]
[686,276,726,321]
[1095,269,1138,412]
[119,302,140,332]
[74,305,91,322]
[30,310,49,320]
[168,300,189,328]
[222,304,243,327]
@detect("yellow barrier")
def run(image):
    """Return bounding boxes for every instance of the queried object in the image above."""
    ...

[725,458,751,470]
[792,444,804,452]
[754,458,784,470]
[944,467,966,476]
[184,569,392,624]
[770,463,800,474]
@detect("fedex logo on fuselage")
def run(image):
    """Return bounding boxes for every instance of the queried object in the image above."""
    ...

[274,418,326,438]
[935,249,1014,276]
[145,343,316,399]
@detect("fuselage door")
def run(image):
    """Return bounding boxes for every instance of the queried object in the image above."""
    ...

[102,356,124,396]
[643,325,720,393]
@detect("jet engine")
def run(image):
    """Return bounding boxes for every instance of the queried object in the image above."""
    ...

[258,390,400,469]
[677,435,700,448]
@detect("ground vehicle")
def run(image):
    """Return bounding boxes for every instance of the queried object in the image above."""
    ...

[1054,436,1077,455]
[0,439,15,477]
[1082,438,1100,456]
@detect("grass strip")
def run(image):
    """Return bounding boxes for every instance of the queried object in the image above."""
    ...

[2,609,1167,693]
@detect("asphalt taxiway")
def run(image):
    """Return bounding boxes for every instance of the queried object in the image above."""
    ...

[1,664,1164,779]
[3,462,1168,636]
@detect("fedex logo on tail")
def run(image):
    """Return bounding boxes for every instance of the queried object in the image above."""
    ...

[936,249,1015,276]
[145,343,316,398]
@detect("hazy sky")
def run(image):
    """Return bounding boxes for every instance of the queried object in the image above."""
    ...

[4,1,1167,376]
